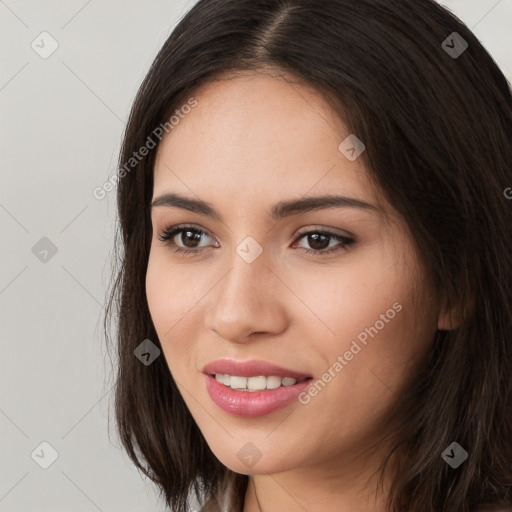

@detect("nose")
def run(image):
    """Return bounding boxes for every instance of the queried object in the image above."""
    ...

[204,249,289,343]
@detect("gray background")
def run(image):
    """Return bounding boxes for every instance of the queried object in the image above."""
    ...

[1,1,511,511]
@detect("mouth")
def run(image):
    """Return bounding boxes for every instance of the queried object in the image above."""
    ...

[202,359,314,417]
[203,358,313,417]
[204,374,314,417]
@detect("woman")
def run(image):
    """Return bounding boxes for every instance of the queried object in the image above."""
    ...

[104,0,512,510]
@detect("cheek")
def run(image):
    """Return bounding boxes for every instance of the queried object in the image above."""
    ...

[288,273,433,445]
[290,246,434,384]
[146,254,172,332]
[145,252,203,370]
[287,251,407,335]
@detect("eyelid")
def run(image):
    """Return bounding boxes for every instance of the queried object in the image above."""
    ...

[293,224,355,240]
[157,223,354,241]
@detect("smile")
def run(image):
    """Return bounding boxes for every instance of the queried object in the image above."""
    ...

[214,373,308,391]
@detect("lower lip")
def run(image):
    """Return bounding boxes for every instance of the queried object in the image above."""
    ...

[204,374,313,417]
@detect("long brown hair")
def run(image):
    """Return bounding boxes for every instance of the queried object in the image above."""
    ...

[104,0,512,510]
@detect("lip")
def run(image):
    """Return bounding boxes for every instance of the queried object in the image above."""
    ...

[202,358,313,380]
[204,374,313,417]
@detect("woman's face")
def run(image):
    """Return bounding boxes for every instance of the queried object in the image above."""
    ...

[146,71,442,479]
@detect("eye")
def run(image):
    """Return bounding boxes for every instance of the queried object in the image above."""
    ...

[293,228,355,256]
[157,224,217,256]
[156,224,354,257]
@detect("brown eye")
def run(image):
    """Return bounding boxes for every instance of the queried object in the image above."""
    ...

[294,230,354,256]
[157,225,216,255]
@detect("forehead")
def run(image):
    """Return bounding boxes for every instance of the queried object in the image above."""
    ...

[153,71,382,213]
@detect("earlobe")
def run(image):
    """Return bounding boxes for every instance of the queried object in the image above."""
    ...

[436,293,472,331]
[437,307,461,330]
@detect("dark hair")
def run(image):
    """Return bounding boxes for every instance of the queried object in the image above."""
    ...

[104,0,512,510]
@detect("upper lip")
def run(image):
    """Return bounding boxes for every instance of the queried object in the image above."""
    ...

[202,359,312,380]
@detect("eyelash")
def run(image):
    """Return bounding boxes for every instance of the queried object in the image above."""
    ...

[156,224,355,257]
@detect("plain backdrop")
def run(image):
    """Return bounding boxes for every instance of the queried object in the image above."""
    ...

[1,1,511,511]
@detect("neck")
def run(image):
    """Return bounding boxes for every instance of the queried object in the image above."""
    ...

[243,462,392,512]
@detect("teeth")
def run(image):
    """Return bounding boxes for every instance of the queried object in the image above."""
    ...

[266,376,282,389]
[247,376,266,390]
[230,376,247,389]
[214,374,303,391]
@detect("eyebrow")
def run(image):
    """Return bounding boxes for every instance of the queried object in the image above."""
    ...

[150,192,379,221]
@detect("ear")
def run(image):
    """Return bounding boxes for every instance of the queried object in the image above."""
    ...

[437,306,461,330]
[437,293,470,331]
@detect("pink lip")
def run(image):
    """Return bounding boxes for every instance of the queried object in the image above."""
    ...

[204,374,313,417]
[202,358,312,380]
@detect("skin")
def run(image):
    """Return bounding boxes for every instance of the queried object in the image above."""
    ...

[146,69,454,512]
